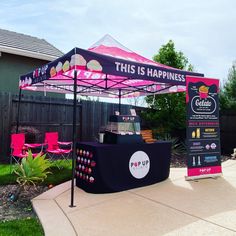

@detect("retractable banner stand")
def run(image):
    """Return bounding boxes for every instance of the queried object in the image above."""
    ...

[186,76,222,180]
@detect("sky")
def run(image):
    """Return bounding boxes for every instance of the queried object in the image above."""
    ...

[0,0,235,85]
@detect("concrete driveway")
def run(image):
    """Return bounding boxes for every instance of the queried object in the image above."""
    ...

[32,160,236,236]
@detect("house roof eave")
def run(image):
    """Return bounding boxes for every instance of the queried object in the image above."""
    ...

[0,45,59,61]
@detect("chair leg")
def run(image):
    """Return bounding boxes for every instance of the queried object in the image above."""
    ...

[57,155,67,169]
[60,153,72,168]
[10,156,21,173]
[47,153,62,169]
[57,153,71,168]
[62,153,71,163]
[46,152,71,169]
[10,156,12,174]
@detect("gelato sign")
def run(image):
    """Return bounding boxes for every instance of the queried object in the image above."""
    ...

[186,76,221,179]
[187,79,219,121]
[190,85,217,114]
[191,96,216,114]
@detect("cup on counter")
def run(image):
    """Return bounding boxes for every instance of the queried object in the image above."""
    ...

[98,133,105,143]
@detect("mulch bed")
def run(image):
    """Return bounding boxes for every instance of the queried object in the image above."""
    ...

[0,185,48,221]
[0,155,234,222]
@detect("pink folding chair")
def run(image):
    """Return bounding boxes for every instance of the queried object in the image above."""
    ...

[10,133,44,172]
[44,132,72,167]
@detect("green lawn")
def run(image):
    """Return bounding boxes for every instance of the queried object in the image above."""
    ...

[0,164,17,184]
[0,160,72,186]
[0,160,73,236]
[0,218,44,236]
[44,160,72,185]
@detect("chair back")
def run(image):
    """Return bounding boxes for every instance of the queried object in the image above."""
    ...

[45,132,59,150]
[11,133,25,156]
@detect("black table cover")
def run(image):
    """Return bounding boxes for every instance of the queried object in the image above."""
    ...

[76,141,172,193]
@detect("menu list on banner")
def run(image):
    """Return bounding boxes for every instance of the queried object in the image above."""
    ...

[186,76,222,179]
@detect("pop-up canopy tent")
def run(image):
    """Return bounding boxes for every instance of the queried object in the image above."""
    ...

[19,35,204,206]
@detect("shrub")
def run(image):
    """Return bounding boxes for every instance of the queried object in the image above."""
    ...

[11,126,41,143]
[162,134,186,157]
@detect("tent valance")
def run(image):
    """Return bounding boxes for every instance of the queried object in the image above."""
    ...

[19,35,203,97]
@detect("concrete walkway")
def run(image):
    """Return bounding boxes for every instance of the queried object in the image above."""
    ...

[32,160,236,236]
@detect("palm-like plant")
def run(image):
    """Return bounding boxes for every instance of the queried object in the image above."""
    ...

[163,134,186,157]
[11,151,51,201]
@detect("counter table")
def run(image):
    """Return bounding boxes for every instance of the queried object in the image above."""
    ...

[76,141,172,193]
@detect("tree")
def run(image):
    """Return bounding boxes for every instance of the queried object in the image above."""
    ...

[153,40,194,71]
[144,93,186,135]
[143,40,193,139]
[220,61,236,111]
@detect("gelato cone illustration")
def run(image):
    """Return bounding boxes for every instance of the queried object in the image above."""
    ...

[21,80,25,87]
[26,77,32,86]
[50,67,57,77]
[20,80,24,88]
[19,80,22,88]
[62,60,70,72]
[70,54,86,70]
[199,85,209,99]
[24,77,32,86]
[56,62,63,75]
[87,60,103,72]
[24,78,28,86]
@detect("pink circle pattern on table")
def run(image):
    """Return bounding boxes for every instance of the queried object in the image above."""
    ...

[76,149,96,184]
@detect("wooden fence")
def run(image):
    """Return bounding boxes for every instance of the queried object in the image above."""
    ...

[1,91,234,161]
[0,92,132,161]
[81,100,132,141]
